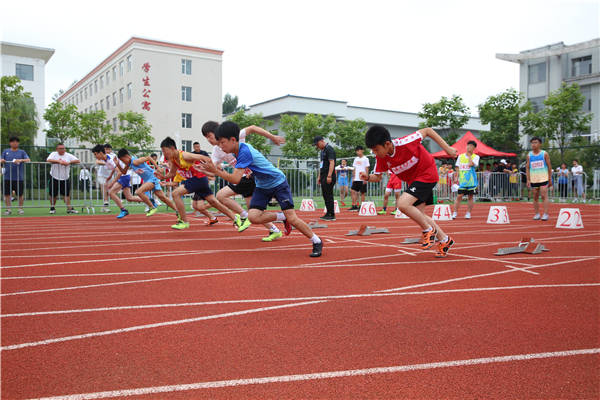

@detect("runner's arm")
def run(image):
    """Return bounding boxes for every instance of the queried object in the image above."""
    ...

[244,125,285,145]
[419,127,457,158]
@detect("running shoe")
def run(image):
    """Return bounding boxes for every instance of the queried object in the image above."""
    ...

[48,209,55,215]
[18,209,24,215]
[234,214,242,229]
[146,207,158,217]
[150,198,157,208]
[4,209,10,215]
[421,228,437,249]
[533,213,541,220]
[310,241,323,257]
[452,211,457,219]
[377,210,387,215]
[171,221,190,230]
[435,237,455,258]
[341,201,346,206]
[67,208,79,214]
[262,231,283,242]
[391,210,398,216]
[238,217,251,232]
[206,217,218,226]
[541,213,549,221]
[465,212,471,219]
[320,214,336,221]
[283,218,292,236]
[117,209,129,219]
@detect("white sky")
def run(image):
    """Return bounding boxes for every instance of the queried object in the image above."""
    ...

[2,0,599,117]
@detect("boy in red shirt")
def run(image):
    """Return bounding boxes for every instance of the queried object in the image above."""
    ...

[362,126,457,257]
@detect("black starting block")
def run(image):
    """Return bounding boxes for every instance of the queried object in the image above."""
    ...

[495,237,550,256]
[346,225,389,236]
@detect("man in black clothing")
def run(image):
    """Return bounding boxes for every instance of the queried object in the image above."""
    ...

[314,136,336,221]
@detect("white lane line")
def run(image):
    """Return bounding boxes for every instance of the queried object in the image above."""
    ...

[504,265,540,275]
[1,300,325,351]
[0,271,246,297]
[34,348,600,399]
[3,283,598,318]
[0,268,247,280]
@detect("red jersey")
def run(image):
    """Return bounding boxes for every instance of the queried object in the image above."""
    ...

[374,131,438,184]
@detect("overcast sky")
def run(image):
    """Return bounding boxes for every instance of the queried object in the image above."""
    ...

[2,0,598,117]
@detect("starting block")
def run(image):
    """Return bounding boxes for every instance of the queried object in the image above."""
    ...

[308,221,328,229]
[346,224,390,236]
[495,237,550,256]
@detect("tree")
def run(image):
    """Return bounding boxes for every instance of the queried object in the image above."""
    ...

[43,101,80,143]
[280,113,336,158]
[77,110,112,146]
[332,118,367,158]
[227,109,273,154]
[1,76,37,146]
[418,95,470,145]
[223,93,244,115]
[109,111,154,150]
[478,88,523,153]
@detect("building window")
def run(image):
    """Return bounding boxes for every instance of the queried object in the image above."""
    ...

[119,88,124,103]
[572,55,592,77]
[112,67,117,80]
[181,59,192,75]
[181,113,192,128]
[113,118,118,132]
[181,86,192,101]
[580,86,592,112]
[119,61,124,77]
[181,140,192,152]
[100,76,104,89]
[127,83,132,99]
[95,102,98,111]
[94,80,98,93]
[528,62,546,84]
[100,99,104,110]
[529,96,545,113]
[127,55,132,72]
[106,95,110,110]
[84,88,88,99]
[15,64,34,81]
[112,92,117,106]
[106,71,110,85]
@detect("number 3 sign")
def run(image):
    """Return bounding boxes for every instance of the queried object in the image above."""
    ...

[487,206,510,224]
[555,208,584,229]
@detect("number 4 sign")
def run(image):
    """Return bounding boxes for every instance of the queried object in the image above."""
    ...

[555,208,583,229]
[487,206,510,224]
[359,201,377,216]
[432,204,452,221]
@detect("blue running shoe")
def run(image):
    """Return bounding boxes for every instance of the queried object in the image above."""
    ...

[150,197,157,208]
[117,209,129,219]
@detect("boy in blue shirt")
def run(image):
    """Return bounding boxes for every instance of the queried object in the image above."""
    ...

[200,121,323,257]
[1,137,30,215]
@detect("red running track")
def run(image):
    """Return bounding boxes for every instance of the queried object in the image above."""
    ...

[1,202,599,399]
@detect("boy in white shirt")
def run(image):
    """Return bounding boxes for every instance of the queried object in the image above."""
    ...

[350,146,370,211]
[571,159,585,203]
[46,143,80,214]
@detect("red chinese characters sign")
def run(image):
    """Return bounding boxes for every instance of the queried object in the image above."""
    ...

[141,62,151,111]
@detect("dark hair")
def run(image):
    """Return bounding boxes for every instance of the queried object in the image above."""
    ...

[150,153,157,158]
[9,136,19,142]
[216,121,240,141]
[92,144,106,154]
[104,143,112,149]
[160,137,177,148]
[193,141,200,146]
[467,140,477,147]
[530,136,542,143]
[117,148,129,158]
[355,145,365,151]
[365,125,391,148]
[202,121,219,137]
[56,143,65,147]
[573,159,579,163]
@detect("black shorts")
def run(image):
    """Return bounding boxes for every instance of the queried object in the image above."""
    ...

[49,177,71,196]
[183,176,212,200]
[227,176,256,198]
[351,181,367,193]
[530,181,548,188]
[406,181,436,206]
[458,188,477,195]
[3,180,24,196]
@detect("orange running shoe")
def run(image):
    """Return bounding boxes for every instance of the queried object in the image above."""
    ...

[205,217,218,226]
[421,228,437,249]
[435,237,455,258]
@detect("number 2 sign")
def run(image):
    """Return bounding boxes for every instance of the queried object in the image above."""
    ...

[555,208,584,229]
[487,206,510,224]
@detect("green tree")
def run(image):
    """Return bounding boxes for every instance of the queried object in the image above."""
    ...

[1,76,37,146]
[222,93,244,115]
[227,109,273,154]
[111,111,154,150]
[332,118,367,158]
[478,88,522,153]
[418,95,470,144]
[77,110,112,145]
[43,101,80,143]
[280,113,336,158]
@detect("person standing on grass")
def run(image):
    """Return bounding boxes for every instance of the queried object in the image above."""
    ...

[452,140,479,219]
[363,125,457,258]
[47,143,80,214]
[526,137,552,221]
[571,159,585,203]
[350,146,369,211]
[335,159,352,206]
[314,136,337,221]
[1,136,30,215]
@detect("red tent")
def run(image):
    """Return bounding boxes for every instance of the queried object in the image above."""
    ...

[431,131,517,159]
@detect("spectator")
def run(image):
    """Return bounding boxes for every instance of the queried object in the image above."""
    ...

[509,163,519,200]
[557,163,569,201]
[571,159,585,203]
[482,164,492,198]
[96,144,115,212]
[47,143,80,214]
[314,135,337,220]
[1,136,30,215]
[350,146,369,211]
[453,140,479,219]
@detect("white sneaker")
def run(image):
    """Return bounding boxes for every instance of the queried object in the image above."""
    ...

[452,211,457,219]
[4,209,11,215]
[144,206,150,213]
[582,199,586,203]
[533,213,540,220]
[465,212,471,219]
[573,198,578,203]
[18,209,24,215]
[541,213,549,221]
[155,199,162,206]
[49,209,56,214]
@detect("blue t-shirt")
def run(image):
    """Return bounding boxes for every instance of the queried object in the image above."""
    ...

[2,149,29,181]
[127,155,155,181]
[235,142,286,189]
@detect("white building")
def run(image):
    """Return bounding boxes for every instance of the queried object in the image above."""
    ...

[1,41,55,146]
[244,95,488,159]
[58,37,222,162]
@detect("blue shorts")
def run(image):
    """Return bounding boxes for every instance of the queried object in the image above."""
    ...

[338,176,348,187]
[250,181,294,211]
[142,176,162,192]
[117,175,131,188]
[183,176,212,200]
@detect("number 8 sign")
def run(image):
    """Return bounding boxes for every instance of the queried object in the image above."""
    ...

[486,206,510,224]
[555,208,584,229]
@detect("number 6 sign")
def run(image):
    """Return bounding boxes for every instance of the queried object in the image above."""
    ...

[486,206,510,224]
[359,201,377,216]
[555,208,584,229]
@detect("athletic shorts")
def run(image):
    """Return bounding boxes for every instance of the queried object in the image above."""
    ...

[183,176,212,200]
[406,181,436,206]
[227,176,256,198]
[250,181,294,211]
[351,181,367,193]
[458,187,477,195]
[97,175,108,186]
[142,176,162,192]
[337,176,348,187]
[530,181,549,188]
[49,177,71,196]
[3,180,24,196]
[117,175,131,188]
[386,175,403,191]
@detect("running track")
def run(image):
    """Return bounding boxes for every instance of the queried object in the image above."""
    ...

[1,202,599,399]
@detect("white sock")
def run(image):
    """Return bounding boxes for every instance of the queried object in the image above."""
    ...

[276,212,285,221]
[311,234,322,244]
[240,210,248,218]
[422,227,433,233]
[270,226,280,233]
[441,236,449,243]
